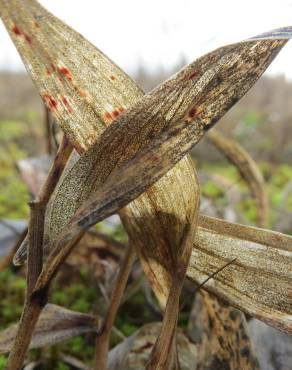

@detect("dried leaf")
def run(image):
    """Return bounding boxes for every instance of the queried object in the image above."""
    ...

[0,0,142,152]
[188,292,259,370]
[43,29,290,252]
[16,155,53,197]
[108,323,197,370]
[0,304,97,354]
[206,129,269,227]
[187,215,292,334]
[5,1,199,313]
[26,27,290,294]
[2,0,292,334]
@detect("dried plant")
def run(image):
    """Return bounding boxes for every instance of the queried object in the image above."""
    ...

[0,1,291,369]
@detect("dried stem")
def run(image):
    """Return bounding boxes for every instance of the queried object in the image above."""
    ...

[94,245,135,370]
[44,105,53,155]
[7,137,73,369]
[37,134,73,203]
[14,134,73,265]
[7,201,47,370]
[146,279,182,370]
[26,201,46,295]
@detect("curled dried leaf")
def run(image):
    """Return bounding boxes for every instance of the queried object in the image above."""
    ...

[0,304,98,354]
[28,28,291,301]
[5,1,199,314]
[108,323,197,370]
[187,215,292,334]
[206,128,269,227]
[2,0,291,336]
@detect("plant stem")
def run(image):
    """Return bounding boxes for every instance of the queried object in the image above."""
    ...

[44,105,53,155]
[7,201,47,370]
[37,134,73,203]
[26,201,46,295]
[13,134,73,266]
[7,136,73,369]
[94,245,135,370]
[146,278,183,370]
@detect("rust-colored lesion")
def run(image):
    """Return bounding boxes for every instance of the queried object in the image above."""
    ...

[12,24,32,44]
[12,24,22,36]
[62,96,73,113]
[104,112,113,122]
[188,70,199,80]
[58,66,73,81]
[42,94,58,111]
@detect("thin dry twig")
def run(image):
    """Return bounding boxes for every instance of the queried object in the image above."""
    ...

[14,134,73,265]
[94,245,136,370]
[7,201,46,370]
[6,136,73,369]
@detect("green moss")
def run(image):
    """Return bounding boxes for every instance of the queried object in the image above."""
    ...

[236,198,258,224]
[0,120,26,142]
[0,269,26,329]
[202,181,224,199]
[51,280,96,314]
[0,356,8,370]
[241,111,263,127]
[55,363,70,370]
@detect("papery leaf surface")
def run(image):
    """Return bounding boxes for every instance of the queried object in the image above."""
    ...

[0,304,97,354]
[187,215,292,333]
[30,26,292,303]
[2,0,199,308]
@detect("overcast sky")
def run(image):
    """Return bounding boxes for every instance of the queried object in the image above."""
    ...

[0,0,292,79]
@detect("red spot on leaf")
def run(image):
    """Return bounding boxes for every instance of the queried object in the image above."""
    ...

[151,154,160,162]
[110,75,116,81]
[43,94,58,110]
[104,112,113,122]
[58,67,72,81]
[46,67,51,76]
[12,25,22,36]
[112,109,120,118]
[62,97,73,113]
[50,63,56,72]
[188,70,199,80]
[24,33,32,45]
[118,107,125,113]
[188,107,197,118]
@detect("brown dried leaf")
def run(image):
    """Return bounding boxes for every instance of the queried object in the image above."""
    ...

[43,31,290,253]
[188,291,259,370]
[0,304,97,354]
[16,155,53,197]
[4,1,199,313]
[0,0,142,152]
[108,323,197,370]
[187,215,292,334]
[29,27,291,293]
[2,0,292,333]
[206,129,269,227]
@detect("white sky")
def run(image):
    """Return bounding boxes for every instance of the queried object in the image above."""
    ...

[0,0,292,79]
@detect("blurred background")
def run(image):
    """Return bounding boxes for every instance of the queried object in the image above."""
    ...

[0,1,292,369]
